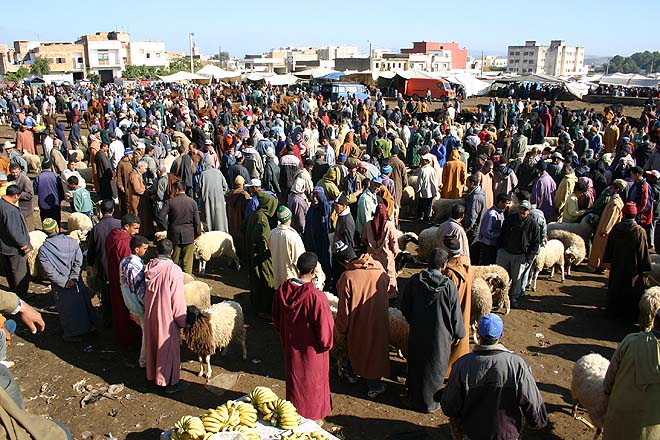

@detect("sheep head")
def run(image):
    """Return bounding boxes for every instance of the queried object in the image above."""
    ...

[183,305,215,356]
[565,248,578,266]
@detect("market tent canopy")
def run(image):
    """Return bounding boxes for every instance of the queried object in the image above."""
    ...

[158,71,207,82]
[376,69,435,80]
[440,72,490,97]
[492,73,565,84]
[197,64,242,80]
[598,73,660,88]
[293,68,339,79]
[246,73,299,86]
[316,71,345,80]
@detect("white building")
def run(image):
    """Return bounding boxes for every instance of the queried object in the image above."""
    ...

[317,45,360,61]
[128,41,167,67]
[507,40,587,76]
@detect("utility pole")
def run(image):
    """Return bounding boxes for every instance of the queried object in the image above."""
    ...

[481,50,484,76]
[189,32,195,73]
[368,40,372,70]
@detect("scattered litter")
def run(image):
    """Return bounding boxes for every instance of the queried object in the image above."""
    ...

[125,394,136,401]
[73,379,126,408]
[15,342,24,346]
[26,382,57,404]
[553,370,559,374]
[105,434,118,440]
[251,359,261,364]
[81,432,93,439]
[108,408,119,417]
[83,346,93,353]
[204,372,238,397]
[534,333,544,339]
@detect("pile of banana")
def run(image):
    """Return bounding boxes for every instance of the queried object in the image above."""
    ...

[171,386,305,439]
[279,431,328,440]
[245,386,302,430]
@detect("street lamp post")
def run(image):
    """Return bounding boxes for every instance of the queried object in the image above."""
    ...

[189,32,195,73]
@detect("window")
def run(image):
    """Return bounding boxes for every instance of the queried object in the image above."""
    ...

[56,57,65,64]
[155,52,161,58]
[146,53,151,59]
[77,57,83,63]
[97,50,109,65]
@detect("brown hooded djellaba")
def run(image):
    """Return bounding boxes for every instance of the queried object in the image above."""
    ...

[442,255,472,378]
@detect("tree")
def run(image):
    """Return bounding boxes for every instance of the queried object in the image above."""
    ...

[5,66,30,82]
[168,56,204,73]
[30,57,50,76]
[86,69,100,85]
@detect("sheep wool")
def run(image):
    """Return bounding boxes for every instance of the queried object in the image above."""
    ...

[193,230,241,274]
[547,229,587,275]
[470,277,492,344]
[547,214,596,247]
[530,239,565,291]
[472,264,511,314]
[67,212,93,233]
[27,230,48,279]
[417,226,439,262]
[388,307,410,358]
[639,287,660,331]
[184,280,211,310]
[571,353,610,436]
[22,152,42,173]
[183,301,247,379]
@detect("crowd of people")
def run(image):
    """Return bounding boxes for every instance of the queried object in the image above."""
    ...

[0,78,659,438]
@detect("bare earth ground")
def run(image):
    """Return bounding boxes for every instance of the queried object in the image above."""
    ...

[0,100,645,439]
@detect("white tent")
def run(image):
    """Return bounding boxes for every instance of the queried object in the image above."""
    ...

[197,65,242,80]
[599,73,660,88]
[440,72,490,97]
[293,67,339,79]
[251,74,299,86]
[157,71,207,82]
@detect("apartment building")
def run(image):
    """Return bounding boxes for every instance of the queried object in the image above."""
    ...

[128,41,167,67]
[507,40,587,76]
[77,32,129,83]
[401,41,468,70]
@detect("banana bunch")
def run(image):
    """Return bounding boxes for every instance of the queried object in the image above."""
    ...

[201,402,241,433]
[230,424,260,440]
[235,401,258,428]
[280,431,328,440]
[172,415,206,440]
[245,385,279,414]
[263,398,301,430]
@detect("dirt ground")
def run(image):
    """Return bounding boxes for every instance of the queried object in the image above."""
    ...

[0,105,646,440]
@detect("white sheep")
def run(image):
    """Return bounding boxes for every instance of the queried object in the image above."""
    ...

[470,277,493,344]
[184,280,211,310]
[182,301,247,379]
[194,230,241,274]
[154,231,167,242]
[68,149,84,162]
[400,185,416,216]
[163,150,180,172]
[530,239,565,292]
[67,212,93,233]
[547,229,587,275]
[416,226,439,262]
[388,307,410,358]
[650,262,660,287]
[571,353,610,438]
[432,198,461,223]
[68,229,88,245]
[639,287,660,331]
[27,230,47,279]
[472,264,511,314]
[22,151,41,173]
[323,292,346,377]
[80,135,88,148]
[183,272,195,284]
[325,291,338,318]
[74,161,88,171]
[547,214,597,247]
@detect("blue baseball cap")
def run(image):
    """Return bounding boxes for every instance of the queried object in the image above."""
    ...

[478,313,503,339]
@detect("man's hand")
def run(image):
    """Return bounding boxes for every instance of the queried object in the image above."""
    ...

[452,338,461,347]
[65,279,76,289]
[19,245,31,256]
[20,302,45,334]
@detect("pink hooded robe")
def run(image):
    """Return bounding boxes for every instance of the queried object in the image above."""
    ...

[272,279,334,421]
[143,257,188,387]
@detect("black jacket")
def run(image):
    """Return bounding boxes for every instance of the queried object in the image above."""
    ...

[498,213,541,261]
[0,199,29,256]
[160,193,201,245]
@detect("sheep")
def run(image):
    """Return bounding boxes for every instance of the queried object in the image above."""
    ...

[22,151,42,173]
[432,198,461,223]
[162,150,180,172]
[68,229,88,246]
[74,161,88,171]
[27,230,47,279]
[470,277,493,344]
[639,287,660,331]
[67,212,93,233]
[80,135,88,148]
[650,262,660,287]
[529,239,565,292]
[400,186,416,216]
[324,292,346,376]
[571,353,610,438]
[183,302,247,379]
[395,230,419,252]
[395,251,416,274]
[183,272,196,284]
[184,280,211,310]
[547,214,597,247]
[417,226,439,262]
[388,307,410,359]
[154,231,167,242]
[68,149,85,162]
[194,231,241,274]
[651,254,660,265]
[472,264,511,314]
[547,229,587,275]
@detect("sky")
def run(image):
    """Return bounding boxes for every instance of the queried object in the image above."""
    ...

[0,0,655,58]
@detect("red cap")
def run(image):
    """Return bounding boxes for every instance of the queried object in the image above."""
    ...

[197,120,203,125]
[623,202,638,216]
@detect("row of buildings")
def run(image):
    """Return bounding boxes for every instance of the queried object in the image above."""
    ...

[0,31,589,84]
[0,32,181,84]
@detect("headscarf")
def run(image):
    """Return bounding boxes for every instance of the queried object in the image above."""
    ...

[578,176,595,208]
[370,204,389,242]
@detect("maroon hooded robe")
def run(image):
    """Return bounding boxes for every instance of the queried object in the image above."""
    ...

[105,228,142,347]
[272,279,334,420]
